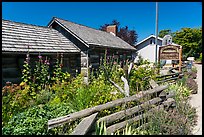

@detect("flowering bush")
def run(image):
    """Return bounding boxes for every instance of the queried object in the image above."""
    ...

[2,54,71,126]
[2,82,33,126]
[129,64,157,94]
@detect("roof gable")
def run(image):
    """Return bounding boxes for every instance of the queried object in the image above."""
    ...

[48,17,136,51]
[136,35,163,46]
[135,34,179,47]
[2,19,80,53]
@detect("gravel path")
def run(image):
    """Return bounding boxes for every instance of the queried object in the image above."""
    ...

[189,64,202,135]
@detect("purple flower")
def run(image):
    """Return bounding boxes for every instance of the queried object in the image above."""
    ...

[44,60,50,65]
[38,55,42,59]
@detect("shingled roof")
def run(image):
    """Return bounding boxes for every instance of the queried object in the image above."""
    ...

[48,17,136,51]
[2,19,80,53]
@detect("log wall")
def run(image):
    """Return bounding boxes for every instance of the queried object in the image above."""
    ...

[2,53,80,86]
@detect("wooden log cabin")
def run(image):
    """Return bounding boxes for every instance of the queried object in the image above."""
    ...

[48,17,136,79]
[2,19,81,86]
[2,18,136,85]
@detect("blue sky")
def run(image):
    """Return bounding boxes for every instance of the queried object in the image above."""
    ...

[2,2,202,42]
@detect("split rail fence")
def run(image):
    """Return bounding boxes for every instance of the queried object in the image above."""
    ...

[156,72,183,85]
[48,84,176,135]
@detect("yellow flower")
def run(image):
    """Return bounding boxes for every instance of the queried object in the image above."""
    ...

[20,82,25,87]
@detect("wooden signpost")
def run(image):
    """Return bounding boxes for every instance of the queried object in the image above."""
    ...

[158,45,182,72]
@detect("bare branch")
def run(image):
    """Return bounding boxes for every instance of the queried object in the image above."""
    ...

[108,78,125,95]
[121,76,129,97]
[128,62,134,76]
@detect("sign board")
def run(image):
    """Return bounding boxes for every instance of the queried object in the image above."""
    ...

[158,44,182,72]
[159,45,180,60]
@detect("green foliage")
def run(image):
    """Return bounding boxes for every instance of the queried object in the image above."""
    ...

[191,66,197,73]
[199,53,202,61]
[142,105,196,135]
[143,81,197,135]
[21,54,71,91]
[51,58,71,83]
[2,103,74,135]
[173,27,202,60]
[169,83,192,101]
[158,29,172,38]
[2,105,48,135]
[2,54,72,126]
[2,83,34,126]
[129,64,156,94]
[33,57,50,90]
[95,104,196,135]
[95,122,134,135]
[185,77,198,94]
[95,121,107,135]
[21,60,32,85]
[135,55,151,66]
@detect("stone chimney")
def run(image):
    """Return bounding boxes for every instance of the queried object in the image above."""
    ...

[106,25,117,36]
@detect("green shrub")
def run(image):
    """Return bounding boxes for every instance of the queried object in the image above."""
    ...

[184,71,197,79]
[2,82,34,126]
[141,106,196,135]
[129,64,156,94]
[186,78,198,94]
[168,83,191,101]
[2,103,74,135]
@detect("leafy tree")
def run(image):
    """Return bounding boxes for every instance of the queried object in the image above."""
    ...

[158,29,172,38]
[99,20,138,46]
[172,27,202,60]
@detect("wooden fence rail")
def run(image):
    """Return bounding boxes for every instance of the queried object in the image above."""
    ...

[48,85,168,129]
[47,84,176,135]
[156,72,183,84]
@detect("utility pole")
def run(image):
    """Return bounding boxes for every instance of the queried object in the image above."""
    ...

[155,2,159,64]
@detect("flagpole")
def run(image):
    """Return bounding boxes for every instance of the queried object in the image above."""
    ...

[155,2,158,63]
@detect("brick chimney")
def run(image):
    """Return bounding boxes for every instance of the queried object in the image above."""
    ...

[106,25,117,36]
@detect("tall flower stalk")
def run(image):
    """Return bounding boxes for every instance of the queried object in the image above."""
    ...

[21,52,32,85]
[33,53,50,90]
